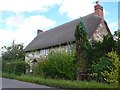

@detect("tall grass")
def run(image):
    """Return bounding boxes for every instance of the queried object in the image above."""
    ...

[2,73,117,88]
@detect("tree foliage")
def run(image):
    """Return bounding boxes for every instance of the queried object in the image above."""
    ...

[91,56,113,82]
[114,30,120,87]
[3,60,30,75]
[101,51,120,84]
[74,19,90,81]
[90,34,115,63]
[90,31,120,87]
[2,41,25,61]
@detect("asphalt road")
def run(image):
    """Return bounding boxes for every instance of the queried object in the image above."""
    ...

[1,77,57,89]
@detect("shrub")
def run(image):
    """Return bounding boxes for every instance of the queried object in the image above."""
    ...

[33,51,76,80]
[2,60,30,75]
[101,51,120,84]
[32,60,46,77]
[91,57,112,82]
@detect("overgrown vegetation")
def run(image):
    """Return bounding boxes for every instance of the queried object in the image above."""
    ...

[2,73,116,88]
[88,33,120,84]
[89,34,115,64]
[1,41,30,75]
[91,56,112,82]
[2,60,30,75]
[102,51,120,84]
[33,51,76,80]
[2,40,25,61]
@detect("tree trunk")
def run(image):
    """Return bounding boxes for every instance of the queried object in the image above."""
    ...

[76,52,87,81]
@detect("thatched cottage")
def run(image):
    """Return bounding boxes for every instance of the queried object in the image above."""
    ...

[24,1,111,64]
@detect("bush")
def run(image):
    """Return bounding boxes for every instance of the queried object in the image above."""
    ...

[2,60,30,75]
[101,51,120,84]
[33,51,76,80]
[91,51,120,85]
[91,57,112,82]
[32,60,46,77]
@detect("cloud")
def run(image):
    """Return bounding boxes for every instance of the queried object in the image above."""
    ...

[0,0,61,50]
[0,15,56,48]
[59,0,95,19]
[100,0,119,2]
[0,0,63,13]
[108,22,118,34]
[5,15,25,28]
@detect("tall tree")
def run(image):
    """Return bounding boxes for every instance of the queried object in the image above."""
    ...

[74,19,90,81]
[2,40,25,61]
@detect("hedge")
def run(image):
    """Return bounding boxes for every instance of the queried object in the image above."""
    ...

[2,60,30,75]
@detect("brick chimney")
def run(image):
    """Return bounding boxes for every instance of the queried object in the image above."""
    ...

[94,1,104,20]
[37,29,43,35]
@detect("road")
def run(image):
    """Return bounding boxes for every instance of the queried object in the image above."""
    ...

[1,77,58,89]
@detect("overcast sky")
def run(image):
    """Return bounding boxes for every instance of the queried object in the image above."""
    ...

[0,0,119,49]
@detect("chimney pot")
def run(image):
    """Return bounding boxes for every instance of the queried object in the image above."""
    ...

[96,1,99,5]
[37,29,43,35]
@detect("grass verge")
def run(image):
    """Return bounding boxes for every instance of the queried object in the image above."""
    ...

[2,73,117,89]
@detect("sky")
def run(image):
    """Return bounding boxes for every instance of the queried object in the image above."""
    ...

[0,0,119,51]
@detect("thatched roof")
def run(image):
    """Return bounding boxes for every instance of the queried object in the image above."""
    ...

[24,13,103,52]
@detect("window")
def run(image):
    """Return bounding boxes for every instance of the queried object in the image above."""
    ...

[40,50,44,55]
[66,43,73,52]
[45,49,49,55]
[40,49,49,55]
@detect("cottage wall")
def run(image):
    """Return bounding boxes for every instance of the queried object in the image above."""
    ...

[25,43,75,63]
[90,23,108,42]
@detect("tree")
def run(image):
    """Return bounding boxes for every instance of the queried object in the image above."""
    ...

[2,40,25,61]
[101,51,120,85]
[90,34,115,64]
[74,19,90,81]
[114,30,120,88]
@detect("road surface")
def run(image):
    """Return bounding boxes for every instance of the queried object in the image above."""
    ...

[1,77,57,89]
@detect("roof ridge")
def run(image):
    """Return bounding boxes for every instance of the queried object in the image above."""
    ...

[38,13,98,36]
[24,13,102,51]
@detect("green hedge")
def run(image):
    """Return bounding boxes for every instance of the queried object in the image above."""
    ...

[91,56,112,82]
[33,51,76,80]
[2,60,30,75]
